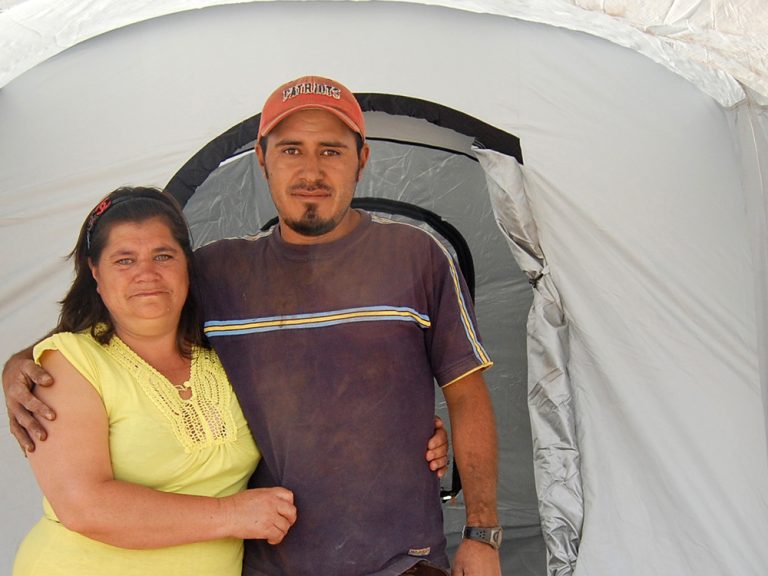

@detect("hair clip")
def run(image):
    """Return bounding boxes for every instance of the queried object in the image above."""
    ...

[85,198,113,251]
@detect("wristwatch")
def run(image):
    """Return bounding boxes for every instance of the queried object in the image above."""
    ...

[462,525,503,550]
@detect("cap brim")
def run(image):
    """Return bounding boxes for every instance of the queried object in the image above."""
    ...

[258,104,364,143]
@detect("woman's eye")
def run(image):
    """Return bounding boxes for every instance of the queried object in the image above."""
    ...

[155,254,172,262]
[116,258,133,265]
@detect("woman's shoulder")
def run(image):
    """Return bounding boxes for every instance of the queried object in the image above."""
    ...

[33,331,102,364]
[33,331,111,391]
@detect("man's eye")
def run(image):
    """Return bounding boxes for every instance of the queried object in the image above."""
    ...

[282,147,300,155]
[116,258,133,265]
[321,149,340,156]
[155,254,172,262]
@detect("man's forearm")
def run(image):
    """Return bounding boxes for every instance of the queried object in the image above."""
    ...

[443,370,499,525]
[3,344,39,400]
[4,344,35,370]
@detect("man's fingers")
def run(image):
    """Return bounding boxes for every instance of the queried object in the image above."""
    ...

[6,367,56,421]
[4,386,53,453]
[21,363,54,388]
[9,415,37,453]
[19,393,56,421]
[13,408,49,442]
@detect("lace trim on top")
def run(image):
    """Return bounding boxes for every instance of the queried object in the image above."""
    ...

[103,337,237,453]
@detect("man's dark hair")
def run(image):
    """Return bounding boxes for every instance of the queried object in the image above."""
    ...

[58,186,206,357]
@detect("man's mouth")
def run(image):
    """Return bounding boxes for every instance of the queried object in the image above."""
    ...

[291,183,332,198]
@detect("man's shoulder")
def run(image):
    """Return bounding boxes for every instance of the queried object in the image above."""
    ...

[366,213,448,264]
[195,229,274,263]
[367,213,437,245]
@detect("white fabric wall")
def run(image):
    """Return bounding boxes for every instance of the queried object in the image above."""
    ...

[1,3,767,574]
[3,0,767,104]
[519,31,768,572]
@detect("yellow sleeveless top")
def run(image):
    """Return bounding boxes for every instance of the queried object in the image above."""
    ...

[13,332,259,576]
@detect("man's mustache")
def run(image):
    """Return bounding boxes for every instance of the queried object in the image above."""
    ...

[291,181,332,192]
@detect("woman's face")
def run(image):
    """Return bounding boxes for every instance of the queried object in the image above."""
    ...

[89,217,189,339]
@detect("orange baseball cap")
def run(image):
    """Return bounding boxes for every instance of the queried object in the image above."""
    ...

[256,75,365,146]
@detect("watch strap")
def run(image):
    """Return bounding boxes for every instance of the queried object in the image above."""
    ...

[462,525,503,550]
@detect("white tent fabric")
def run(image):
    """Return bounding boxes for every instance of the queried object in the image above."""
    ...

[1,0,767,105]
[479,149,581,573]
[1,1,768,575]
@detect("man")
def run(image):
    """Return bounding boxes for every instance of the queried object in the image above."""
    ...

[4,76,501,575]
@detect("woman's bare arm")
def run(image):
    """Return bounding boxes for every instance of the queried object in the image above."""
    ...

[27,349,296,549]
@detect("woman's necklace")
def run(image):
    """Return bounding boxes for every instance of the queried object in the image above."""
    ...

[172,380,192,400]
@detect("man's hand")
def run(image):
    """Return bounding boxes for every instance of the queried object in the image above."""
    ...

[426,415,449,478]
[443,371,500,574]
[451,539,501,576]
[3,349,56,452]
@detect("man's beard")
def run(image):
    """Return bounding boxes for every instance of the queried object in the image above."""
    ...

[284,203,344,237]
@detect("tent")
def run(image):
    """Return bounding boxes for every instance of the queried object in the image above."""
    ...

[1,1,767,574]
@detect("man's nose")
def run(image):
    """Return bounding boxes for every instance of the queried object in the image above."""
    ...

[299,153,323,179]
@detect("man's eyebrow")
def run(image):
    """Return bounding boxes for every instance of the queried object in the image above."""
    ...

[273,138,350,148]
[319,140,349,148]
[273,139,303,147]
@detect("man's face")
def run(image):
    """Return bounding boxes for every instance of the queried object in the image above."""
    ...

[256,108,369,245]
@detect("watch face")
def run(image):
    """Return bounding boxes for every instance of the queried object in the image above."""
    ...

[463,526,503,550]
[490,528,502,548]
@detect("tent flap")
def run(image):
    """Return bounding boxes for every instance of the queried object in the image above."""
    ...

[477,149,582,575]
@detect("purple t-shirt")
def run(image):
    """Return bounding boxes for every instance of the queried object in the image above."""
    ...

[195,211,491,575]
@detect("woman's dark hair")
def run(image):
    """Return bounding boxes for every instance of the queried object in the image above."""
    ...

[57,186,206,356]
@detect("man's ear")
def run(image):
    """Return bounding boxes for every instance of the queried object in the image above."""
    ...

[255,142,268,179]
[357,142,370,181]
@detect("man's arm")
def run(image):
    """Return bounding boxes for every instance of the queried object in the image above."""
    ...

[442,369,501,576]
[3,344,56,452]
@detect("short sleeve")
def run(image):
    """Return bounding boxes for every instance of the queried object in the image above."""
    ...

[33,332,104,397]
[423,237,493,387]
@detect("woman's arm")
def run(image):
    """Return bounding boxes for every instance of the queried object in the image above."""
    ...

[27,350,296,549]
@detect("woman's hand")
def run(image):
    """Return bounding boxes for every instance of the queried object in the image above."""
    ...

[223,487,297,544]
[426,415,450,478]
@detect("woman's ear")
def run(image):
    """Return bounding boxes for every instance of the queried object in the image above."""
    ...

[88,257,100,294]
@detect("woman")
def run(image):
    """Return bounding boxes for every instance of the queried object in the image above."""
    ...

[13,187,448,575]
[13,187,295,575]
